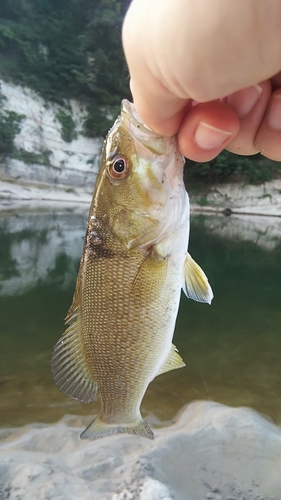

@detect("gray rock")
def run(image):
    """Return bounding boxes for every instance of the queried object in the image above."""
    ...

[0,401,280,499]
[190,179,281,216]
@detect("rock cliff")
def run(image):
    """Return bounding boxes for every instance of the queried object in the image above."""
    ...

[0,79,101,199]
[1,78,281,217]
[190,179,281,216]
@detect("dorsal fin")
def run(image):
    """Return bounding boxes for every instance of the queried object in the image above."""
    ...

[50,266,98,403]
[156,344,185,377]
[183,253,213,304]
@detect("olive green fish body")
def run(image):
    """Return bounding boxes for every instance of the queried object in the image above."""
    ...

[51,100,213,440]
[82,217,186,422]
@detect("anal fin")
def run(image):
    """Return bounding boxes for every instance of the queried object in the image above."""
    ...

[156,343,185,377]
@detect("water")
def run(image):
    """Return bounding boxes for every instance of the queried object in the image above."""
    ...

[1,207,281,429]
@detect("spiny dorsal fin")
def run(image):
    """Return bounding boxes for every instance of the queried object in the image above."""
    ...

[156,343,185,377]
[50,273,98,403]
[183,253,214,304]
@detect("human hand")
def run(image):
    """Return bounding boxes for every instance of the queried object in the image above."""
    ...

[122,0,281,161]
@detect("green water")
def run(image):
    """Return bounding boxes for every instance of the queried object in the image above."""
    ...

[1,208,281,428]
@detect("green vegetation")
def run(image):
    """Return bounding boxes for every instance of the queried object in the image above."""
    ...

[185,150,281,185]
[56,110,77,143]
[0,87,53,163]
[12,148,52,166]
[0,92,25,155]
[0,109,24,155]
[0,0,130,136]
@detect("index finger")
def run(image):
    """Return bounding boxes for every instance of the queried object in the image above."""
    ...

[129,76,191,136]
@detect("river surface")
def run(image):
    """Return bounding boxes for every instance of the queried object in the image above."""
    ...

[1,206,281,429]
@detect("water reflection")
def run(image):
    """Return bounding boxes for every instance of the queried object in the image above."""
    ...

[0,209,86,296]
[0,208,281,428]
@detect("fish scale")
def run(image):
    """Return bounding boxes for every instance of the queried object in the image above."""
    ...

[82,250,164,413]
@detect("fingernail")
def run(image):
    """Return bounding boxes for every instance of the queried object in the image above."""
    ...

[194,122,233,150]
[268,94,281,131]
[226,85,263,118]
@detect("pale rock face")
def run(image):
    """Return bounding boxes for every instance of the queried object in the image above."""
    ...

[190,179,281,216]
[0,79,102,192]
[1,79,281,216]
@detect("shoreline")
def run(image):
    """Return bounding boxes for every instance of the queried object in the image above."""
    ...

[0,179,92,211]
[2,177,281,217]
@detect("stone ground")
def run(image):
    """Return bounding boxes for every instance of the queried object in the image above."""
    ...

[1,401,281,500]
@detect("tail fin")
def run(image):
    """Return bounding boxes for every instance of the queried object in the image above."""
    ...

[80,414,154,440]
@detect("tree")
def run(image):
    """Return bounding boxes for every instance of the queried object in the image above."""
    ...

[0,0,130,135]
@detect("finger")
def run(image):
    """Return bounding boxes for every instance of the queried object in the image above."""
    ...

[130,77,191,136]
[255,88,281,161]
[123,0,192,137]
[225,80,272,155]
[177,101,240,162]
[270,70,281,90]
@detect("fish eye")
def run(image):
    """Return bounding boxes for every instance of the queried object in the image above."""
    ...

[108,155,129,180]
[114,159,125,172]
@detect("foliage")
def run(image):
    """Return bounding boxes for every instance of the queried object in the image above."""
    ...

[56,110,77,143]
[185,150,281,185]
[0,88,53,163]
[12,147,52,165]
[0,0,131,135]
[83,103,119,138]
[0,93,24,155]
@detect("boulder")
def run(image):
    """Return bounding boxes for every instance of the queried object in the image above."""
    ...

[1,401,280,499]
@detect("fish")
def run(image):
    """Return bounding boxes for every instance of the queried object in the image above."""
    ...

[50,100,213,440]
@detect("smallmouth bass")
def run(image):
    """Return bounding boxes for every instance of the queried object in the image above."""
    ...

[51,100,213,440]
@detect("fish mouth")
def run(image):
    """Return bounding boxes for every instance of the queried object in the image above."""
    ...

[120,100,185,192]
[121,100,153,134]
[121,100,177,158]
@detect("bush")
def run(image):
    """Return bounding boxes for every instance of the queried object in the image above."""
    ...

[185,150,281,185]
[56,110,77,143]
[0,106,25,155]
[12,148,52,165]
[83,104,119,138]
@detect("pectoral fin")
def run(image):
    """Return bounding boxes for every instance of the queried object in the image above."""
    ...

[132,247,169,302]
[183,253,213,304]
[156,344,185,377]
